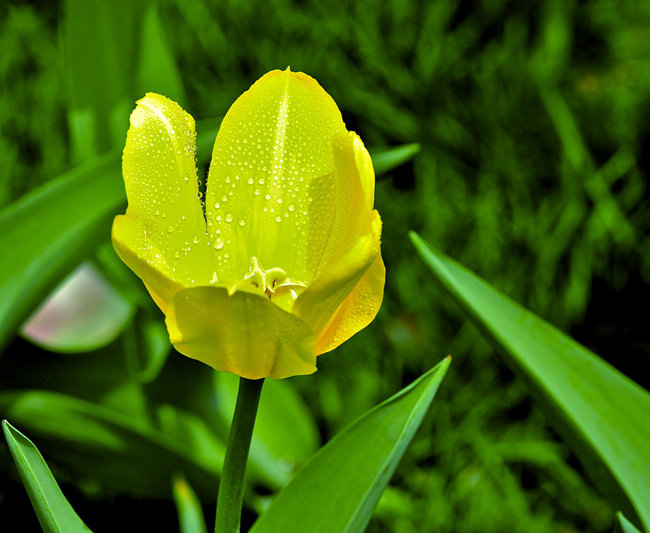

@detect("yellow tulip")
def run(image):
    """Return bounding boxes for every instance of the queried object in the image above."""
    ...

[112,69,384,379]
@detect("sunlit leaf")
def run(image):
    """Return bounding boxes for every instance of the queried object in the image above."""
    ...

[410,232,650,531]
[21,262,133,353]
[251,356,450,533]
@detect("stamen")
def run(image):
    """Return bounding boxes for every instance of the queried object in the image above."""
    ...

[241,257,306,307]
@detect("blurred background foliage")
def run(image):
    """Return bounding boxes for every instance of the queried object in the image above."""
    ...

[0,0,649,531]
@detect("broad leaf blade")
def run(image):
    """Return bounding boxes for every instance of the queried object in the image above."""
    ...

[410,232,650,531]
[2,420,91,533]
[251,356,451,533]
[173,474,207,533]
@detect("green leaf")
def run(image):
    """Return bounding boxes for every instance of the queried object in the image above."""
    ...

[173,474,207,533]
[0,153,124,353]
[0,390,221,499]
[250,356,451,533]
[370,143,420,176]
[136,4,187,105]
[2,420,92,533]
[410,232,650,531]
[615,512,643,533]
[64,0,147,160]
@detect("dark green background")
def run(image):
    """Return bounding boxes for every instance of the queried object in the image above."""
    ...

[1,0,649,531]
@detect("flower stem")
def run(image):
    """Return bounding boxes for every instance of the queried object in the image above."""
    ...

[215,377,264,533]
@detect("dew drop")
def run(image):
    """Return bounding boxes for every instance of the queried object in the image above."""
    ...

[225,213,233,223]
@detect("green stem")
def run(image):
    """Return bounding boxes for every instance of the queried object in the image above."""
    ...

[215,377,264,533]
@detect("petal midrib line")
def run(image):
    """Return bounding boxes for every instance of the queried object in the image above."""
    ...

[139,98,202,225]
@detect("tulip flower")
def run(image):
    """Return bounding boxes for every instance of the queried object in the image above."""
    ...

[112,68,384,380]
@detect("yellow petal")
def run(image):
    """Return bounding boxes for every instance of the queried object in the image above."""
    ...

[112,215,183,313]
[315,251,385,355]
[293,211,382,339]
[118,93,214,290]
[204,69,352,284]
[307,130,375,281]
[166,286,317,379]
[352,132,375,210]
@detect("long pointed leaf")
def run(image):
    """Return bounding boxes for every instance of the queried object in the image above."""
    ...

[410,232,650,531]
[2,420,92,533]
[251,356,451,533]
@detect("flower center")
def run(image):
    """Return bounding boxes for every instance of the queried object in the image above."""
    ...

[242,257,306,308]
